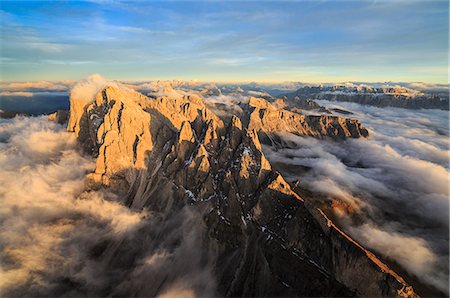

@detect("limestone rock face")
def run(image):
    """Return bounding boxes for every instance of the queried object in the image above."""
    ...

[48,110,69,124]
[67,92,89,136]
[67,85,415,298]
[245,96,369,139]
[83,87,155,191]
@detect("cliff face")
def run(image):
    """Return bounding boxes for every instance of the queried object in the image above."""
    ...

[67,85,415,297]
[245,96,369,139]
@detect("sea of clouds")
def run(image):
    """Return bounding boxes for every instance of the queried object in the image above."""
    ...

[262,100,449,294]
[0,116,214,297]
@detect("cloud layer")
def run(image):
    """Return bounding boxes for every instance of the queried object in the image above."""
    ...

[262,101,449,293]
[0,116,215,297]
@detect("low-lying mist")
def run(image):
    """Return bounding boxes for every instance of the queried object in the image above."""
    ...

[261,101,449,293]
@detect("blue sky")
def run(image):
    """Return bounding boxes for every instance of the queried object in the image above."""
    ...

[0,0,448,83]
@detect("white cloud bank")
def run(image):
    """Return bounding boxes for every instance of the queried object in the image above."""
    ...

[0,116,214,297]
[0,80,74,92]
[262,101,449,294]
[0,116,145,295]
[69,74,111,103]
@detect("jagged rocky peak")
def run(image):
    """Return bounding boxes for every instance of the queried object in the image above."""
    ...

[73,86,156,191]
[48,109,69,124]
[178,120,195,143]
[146,92,224,134]
[243,96,369,139]
[67,83,416,297]
[248,96,275,109]
[273,97,288,109]
[230,114,243,129]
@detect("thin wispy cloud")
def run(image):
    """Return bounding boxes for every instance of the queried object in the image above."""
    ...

[0,1,447,82]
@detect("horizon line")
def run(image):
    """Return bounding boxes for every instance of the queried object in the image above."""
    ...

[1,78,448,86]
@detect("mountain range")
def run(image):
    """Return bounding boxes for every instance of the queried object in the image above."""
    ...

[280,84,449,110]
[48,81,420,297]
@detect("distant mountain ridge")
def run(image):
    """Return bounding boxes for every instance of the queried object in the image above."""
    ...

[280,84,449,110]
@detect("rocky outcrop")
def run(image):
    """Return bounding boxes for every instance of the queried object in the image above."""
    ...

[273,95,323,111]
[0,110,30,119]
[67,84,415,297]
[244,97,369,139]
[48,110,69,124]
